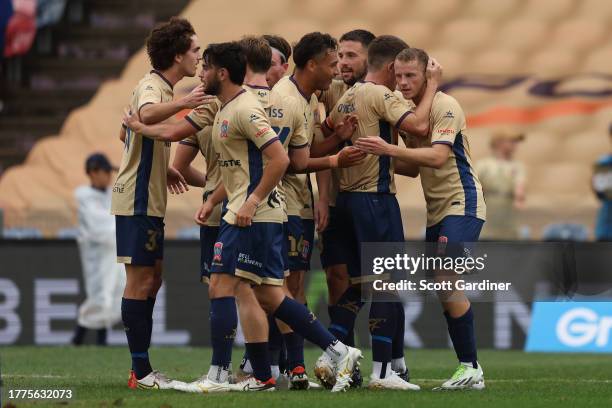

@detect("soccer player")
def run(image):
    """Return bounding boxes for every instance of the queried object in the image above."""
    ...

[319,36,441,390]
[194,41,362,392]
[263,34,291,88]
[111,17,204,390]
[355,47,487,390]
[317,28,375,358]
[271,32,366,382]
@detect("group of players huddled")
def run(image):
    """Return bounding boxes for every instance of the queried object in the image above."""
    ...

[114,16,487,393]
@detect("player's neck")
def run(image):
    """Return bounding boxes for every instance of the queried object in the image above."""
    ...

[157,67,183,88]
[413,87,426,105]
[243,70,269,89]
[292,70,316,97]
[364,71,393,90]
[218,83,244,105]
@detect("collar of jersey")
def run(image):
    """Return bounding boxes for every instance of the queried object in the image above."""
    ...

[150,70,173,90]
[244,83,271,90]
[220,88,247,111]
[289,75,312,102]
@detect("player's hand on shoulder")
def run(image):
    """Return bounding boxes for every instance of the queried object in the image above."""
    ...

[122,107,140,131]
[167,167,189,195]
[354,136,391,156]
[426,57,443,83]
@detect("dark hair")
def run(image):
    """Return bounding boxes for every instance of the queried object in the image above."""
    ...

[146,17,196,71]
[396,47,429,73]
[293,32,337,69]
[339,29,376,47]
[240,36,272,73]
[203,42,246,85]
[367,35,409,70]
[263,34,292,63]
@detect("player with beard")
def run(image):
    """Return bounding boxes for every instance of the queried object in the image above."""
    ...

[315,32,375,386]
[193,41,362,393]
[355,47,486,390]
[316,37,441,390]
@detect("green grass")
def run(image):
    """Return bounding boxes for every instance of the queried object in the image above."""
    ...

[2,347,611,408]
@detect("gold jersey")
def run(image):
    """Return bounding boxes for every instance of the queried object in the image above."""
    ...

[211,89,284,225]
[111,70,173,217]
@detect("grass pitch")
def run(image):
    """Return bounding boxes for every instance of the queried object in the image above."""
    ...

[1,347,611,408]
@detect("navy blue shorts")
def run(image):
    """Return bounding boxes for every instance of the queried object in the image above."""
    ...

[285,215,314,271]
[335,192,404,283]
[200,225,220,284]
[320,205,350,269]
[425,215,484,260]
[211,220,285,286]
[116,215,164,266]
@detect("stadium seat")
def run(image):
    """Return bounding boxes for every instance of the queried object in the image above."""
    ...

[461,0,521,21]
[495,19,550,53]
[518,0,577,22]
[472,49,523,76]
[294,0,349,22]
[440,19,494,53]
[551,19,607,52]
[575,0,612,22]
[329,19,376,40]
[406,0,462,22]
[526,49,578,77]
[268,18,325,43]
[561,131,609,163]
[581,47,612,75]
[354,0,403,22]
[387,21,434,49]
[425,48,467,77]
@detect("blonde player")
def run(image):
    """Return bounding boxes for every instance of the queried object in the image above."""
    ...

[355,47,486,391]
[112,17,203,390]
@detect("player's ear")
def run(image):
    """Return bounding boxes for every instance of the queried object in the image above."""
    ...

[387,61,395,74]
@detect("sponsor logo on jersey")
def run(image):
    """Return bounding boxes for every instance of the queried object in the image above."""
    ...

[249,114,259,122]
[255,127,271,138]
[444,110,455,119]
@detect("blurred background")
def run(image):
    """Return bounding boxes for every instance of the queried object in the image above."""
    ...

[0,0,610,240]
[0,0,610,350]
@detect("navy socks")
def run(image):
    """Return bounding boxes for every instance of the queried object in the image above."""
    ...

[445,306,478,368]
[122,298,152,380]
[210,297,237,368]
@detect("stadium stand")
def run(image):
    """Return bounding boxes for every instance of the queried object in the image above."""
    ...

[0,0,610,239]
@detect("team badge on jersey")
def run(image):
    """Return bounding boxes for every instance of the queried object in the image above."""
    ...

[220,120,229,138]
[213,242,223,263]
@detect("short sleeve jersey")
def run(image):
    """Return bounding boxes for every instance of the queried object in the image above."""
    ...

[318,79,349,206]
[273,75,319,219]
[111,70,173,217]
[211,89,283,225]
[327,81,413,193]
[408,92,486,226]
[181,99,222,226]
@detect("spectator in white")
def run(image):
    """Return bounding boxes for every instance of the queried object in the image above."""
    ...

[72,153,126,346]
[475,129,526,240]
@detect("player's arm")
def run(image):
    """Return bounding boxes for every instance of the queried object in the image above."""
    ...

[173,141,206,188]
[311,114,358,157]
[314,170,330,232]
[119,125,126,142]
[138,84,208,125]
[393,157,420,178]
[396,59,443,137]
[287,145,310,173]
[195,182,227,226]
[123,110,200,142]
[296,146,366,172]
